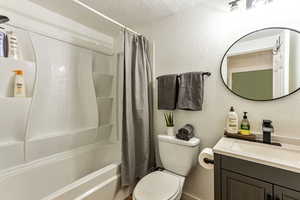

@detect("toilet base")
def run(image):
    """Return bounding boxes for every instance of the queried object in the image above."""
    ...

[133,170,185,200]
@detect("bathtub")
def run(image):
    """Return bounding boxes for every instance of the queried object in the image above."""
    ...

[0,141,128,200]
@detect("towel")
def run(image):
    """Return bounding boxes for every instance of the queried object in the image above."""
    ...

[157,74,178,110]
[176,124,194,141]
[177,72,204,111]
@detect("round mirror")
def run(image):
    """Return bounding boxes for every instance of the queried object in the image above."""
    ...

[220,27,300,101]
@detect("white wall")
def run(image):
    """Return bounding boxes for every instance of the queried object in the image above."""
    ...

[137,1,300,199]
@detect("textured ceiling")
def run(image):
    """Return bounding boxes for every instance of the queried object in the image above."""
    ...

[29,0,227,36]
[78,0,208,26]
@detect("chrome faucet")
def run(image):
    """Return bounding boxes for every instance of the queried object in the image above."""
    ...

[262,120,274,144]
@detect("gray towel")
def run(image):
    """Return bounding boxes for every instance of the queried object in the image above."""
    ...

[157,74,178,110]
[177,72,204,111]
[178,124,194,135]
[176,124,194,141]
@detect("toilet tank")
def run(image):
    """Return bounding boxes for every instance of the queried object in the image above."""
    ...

[158,135,200,176]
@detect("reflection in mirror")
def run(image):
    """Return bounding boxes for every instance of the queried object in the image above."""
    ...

[221,28,300,101]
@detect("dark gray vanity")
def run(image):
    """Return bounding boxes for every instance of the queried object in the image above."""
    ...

[214,153,300,200]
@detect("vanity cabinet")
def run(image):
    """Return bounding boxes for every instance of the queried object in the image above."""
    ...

[275,186,300,200]
[214,154,300,200]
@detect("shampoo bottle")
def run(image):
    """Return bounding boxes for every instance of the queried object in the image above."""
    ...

[13,70,26,97]
[7,31,19,59]
[226,106,239,134]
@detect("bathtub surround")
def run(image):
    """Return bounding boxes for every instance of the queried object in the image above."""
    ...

[0,1,131,199]
[121,30,155,186]
[136,1,300,199]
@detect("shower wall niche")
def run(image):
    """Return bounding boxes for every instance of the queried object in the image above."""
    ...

[0,25,36,170]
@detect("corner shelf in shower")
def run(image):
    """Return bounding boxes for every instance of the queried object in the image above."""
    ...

[0,97,32,149]
[97,123,115,141]
[96,96,114,100]
[0,57,35,64]
[93,73,114,98]
[0,57,36,98]
[97,97,114,126]
[99,123,115,128]
[93,72,114,80]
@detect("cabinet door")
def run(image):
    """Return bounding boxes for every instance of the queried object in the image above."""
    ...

[275,186,300,200]
[222,170,273,200]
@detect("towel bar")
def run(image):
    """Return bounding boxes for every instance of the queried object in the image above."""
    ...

[156,72,211,79]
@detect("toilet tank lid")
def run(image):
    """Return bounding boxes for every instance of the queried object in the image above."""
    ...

[158,135,200,147]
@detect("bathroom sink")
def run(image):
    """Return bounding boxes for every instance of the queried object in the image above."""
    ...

[213,137,300,173]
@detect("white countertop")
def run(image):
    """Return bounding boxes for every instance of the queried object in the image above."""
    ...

[213,137,300,174]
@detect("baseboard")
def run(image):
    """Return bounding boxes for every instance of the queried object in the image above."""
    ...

[181,192,201,200]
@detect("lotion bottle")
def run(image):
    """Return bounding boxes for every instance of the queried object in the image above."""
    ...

[226,106,239,134]
[13,70,26,97]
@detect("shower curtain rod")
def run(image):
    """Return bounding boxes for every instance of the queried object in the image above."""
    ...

[72,0,141,36]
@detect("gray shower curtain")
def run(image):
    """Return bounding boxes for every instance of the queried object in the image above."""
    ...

[121,30,155,186]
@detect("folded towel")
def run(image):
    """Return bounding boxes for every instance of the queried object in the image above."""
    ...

[177,72,204,111]
[176,124,194,141]
[157,74,178,110]
[178,124,194,135]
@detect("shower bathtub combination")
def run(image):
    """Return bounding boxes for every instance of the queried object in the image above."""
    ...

[0,4,128,200]
[0,142,125,200]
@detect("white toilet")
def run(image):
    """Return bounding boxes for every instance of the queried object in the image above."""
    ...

[133,135,200,200]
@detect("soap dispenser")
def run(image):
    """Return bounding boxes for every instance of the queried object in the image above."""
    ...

[240,112,251,135]
[226,106,239,134]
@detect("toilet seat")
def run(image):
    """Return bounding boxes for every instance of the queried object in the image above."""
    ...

[133,171,181,200]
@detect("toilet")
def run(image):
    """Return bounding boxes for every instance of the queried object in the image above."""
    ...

[133,135,200,200]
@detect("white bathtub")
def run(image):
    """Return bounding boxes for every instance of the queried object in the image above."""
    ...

[0,141,128,200]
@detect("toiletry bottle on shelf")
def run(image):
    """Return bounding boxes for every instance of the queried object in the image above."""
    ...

[226,106,238,134]
[7,31,19,59]
[13,70,26,97]
[240,112,251,135]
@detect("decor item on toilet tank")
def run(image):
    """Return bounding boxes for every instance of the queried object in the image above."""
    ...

[164,112,174,136]
[176,124,194,141]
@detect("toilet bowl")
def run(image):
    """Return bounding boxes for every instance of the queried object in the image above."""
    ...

[133,171,185,200]
[133,135,200,200]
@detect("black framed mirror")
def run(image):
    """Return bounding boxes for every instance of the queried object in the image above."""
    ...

[220,27,300,101]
